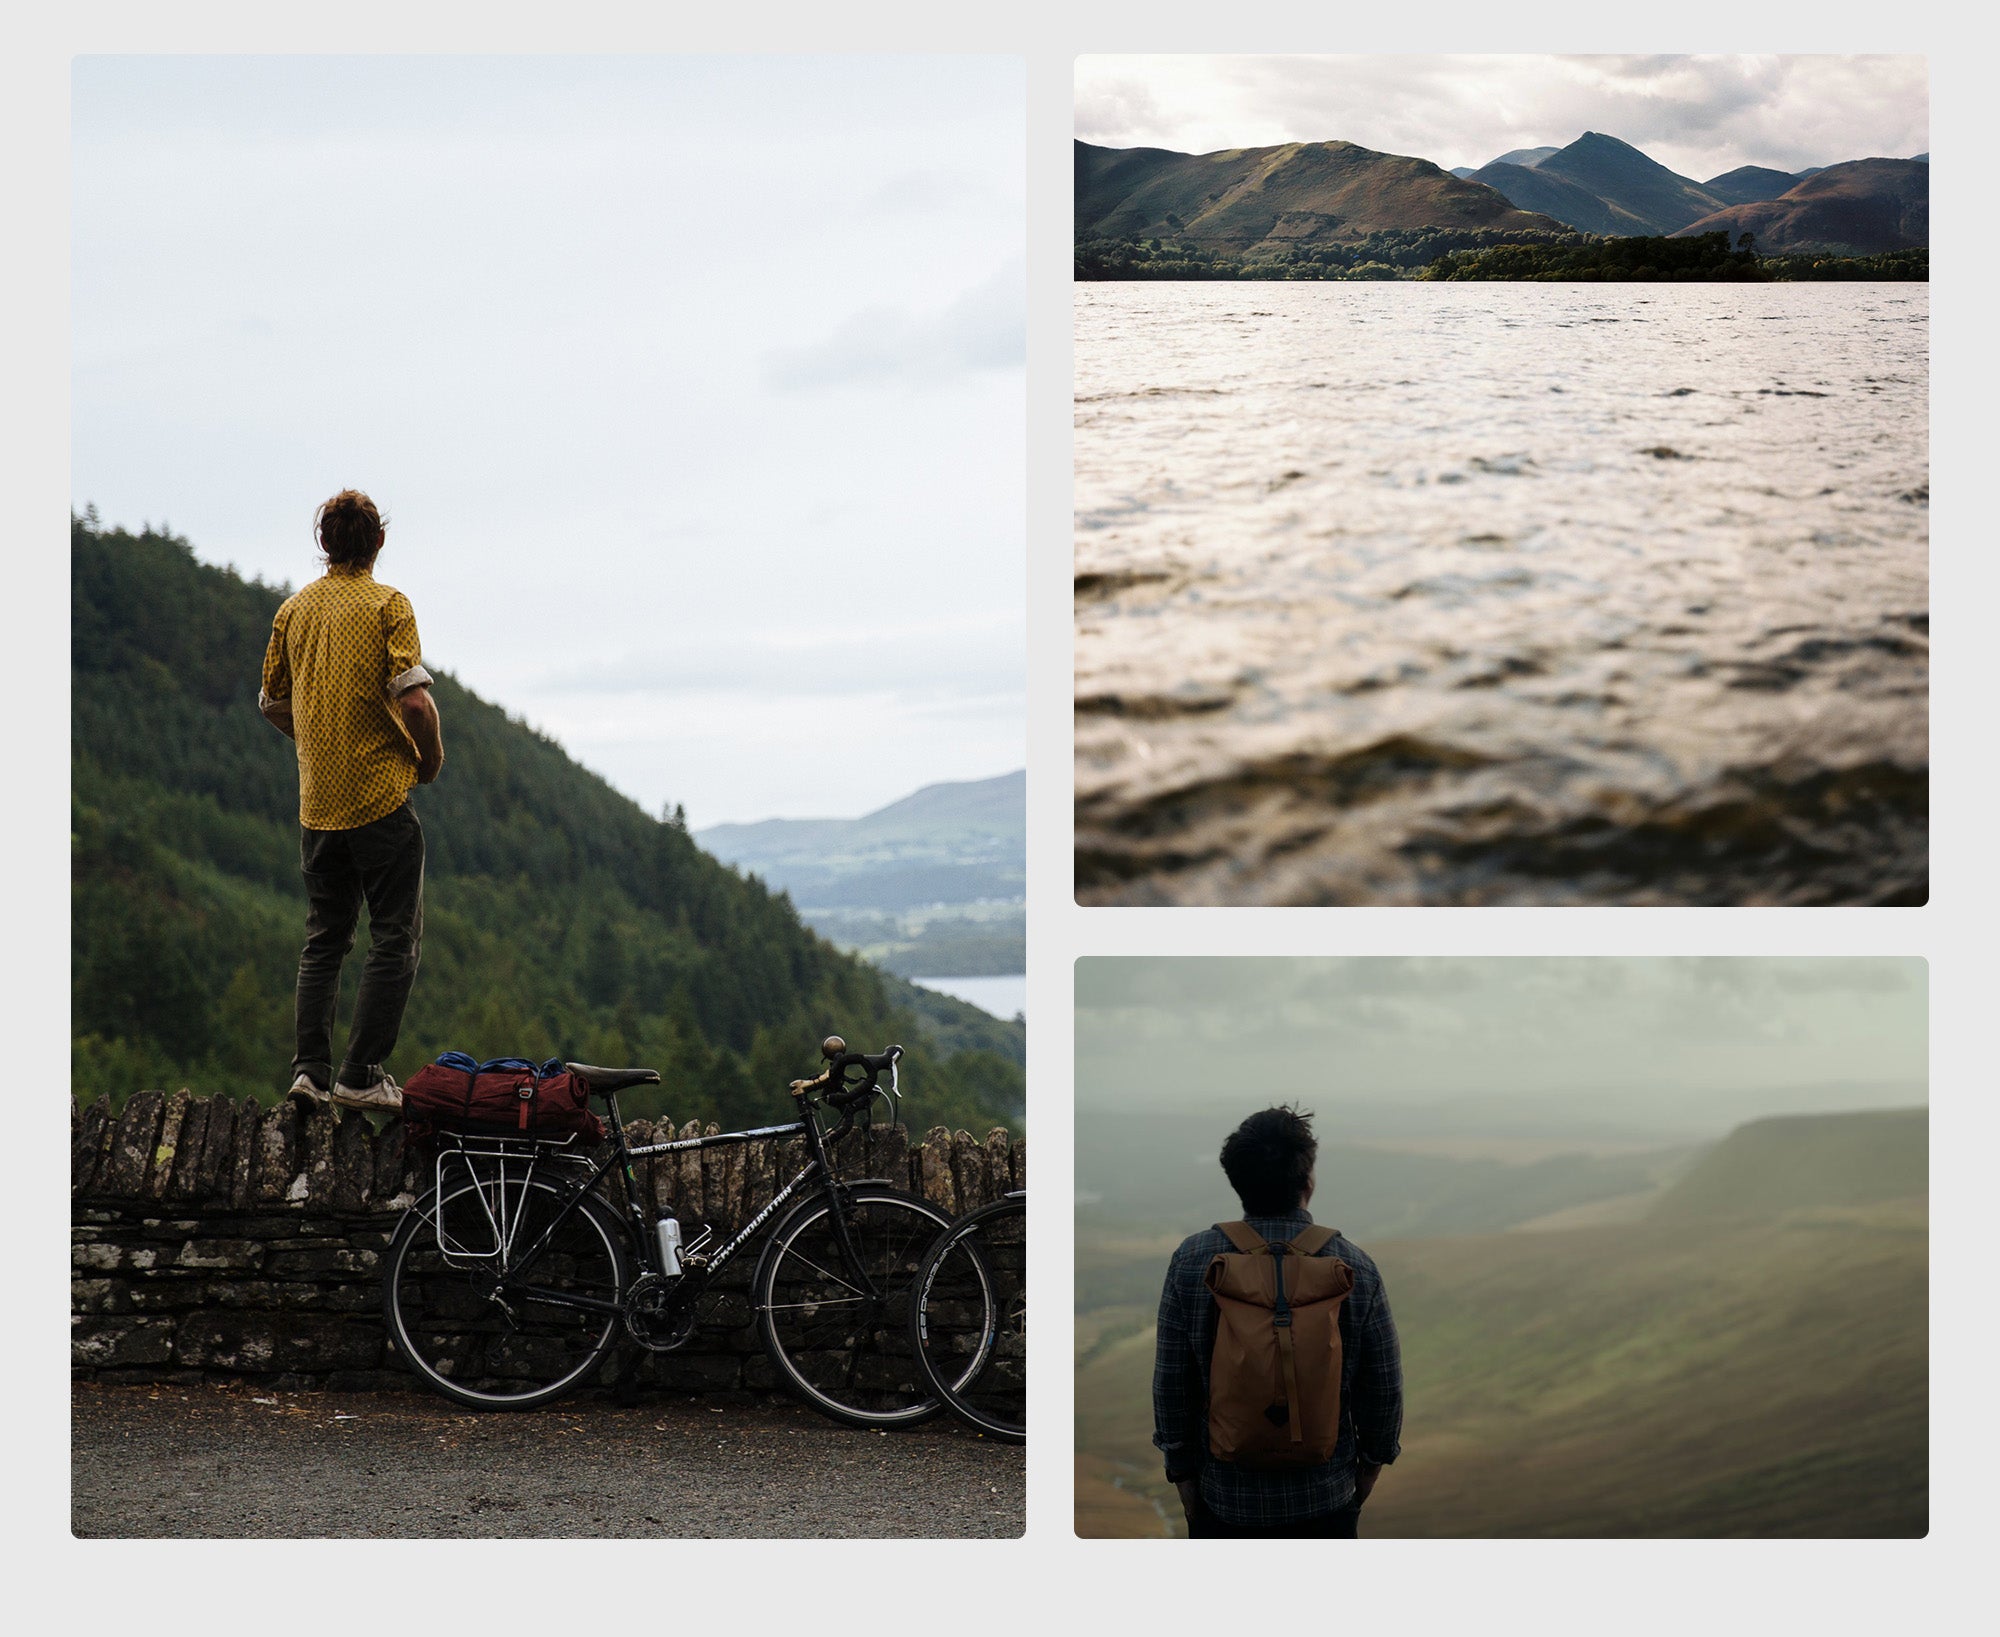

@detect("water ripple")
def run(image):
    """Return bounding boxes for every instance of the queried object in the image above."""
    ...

[1073,281,1928,905]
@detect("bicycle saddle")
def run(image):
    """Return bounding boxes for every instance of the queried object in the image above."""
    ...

[564,1063,662,1093]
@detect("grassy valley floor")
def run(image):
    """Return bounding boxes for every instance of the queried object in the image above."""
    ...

[1076,1203,1926,1538]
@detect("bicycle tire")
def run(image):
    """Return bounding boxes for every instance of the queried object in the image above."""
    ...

[911,1194,1025,1443]
[752,1184,989,1430]
[383,1166,631,1410]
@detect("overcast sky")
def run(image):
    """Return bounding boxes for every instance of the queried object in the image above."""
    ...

[1075,55,1928,180]
[74,56,1024,826]
[1077,959,1927,1133]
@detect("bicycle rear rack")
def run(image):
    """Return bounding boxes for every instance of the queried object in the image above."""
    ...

[429,1131,590,1266]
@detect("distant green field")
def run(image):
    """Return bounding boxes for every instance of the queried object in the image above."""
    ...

[1651,1107,1926,1223]
[806,905,1026,982]
[1076,1110,1927,1538]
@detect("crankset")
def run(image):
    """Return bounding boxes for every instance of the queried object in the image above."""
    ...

[622,1272,701,1353]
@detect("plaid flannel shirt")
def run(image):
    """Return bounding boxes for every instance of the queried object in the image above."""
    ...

[1153,1208,1403,1528]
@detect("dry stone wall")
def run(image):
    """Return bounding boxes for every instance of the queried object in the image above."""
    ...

[71,1090,1023,1394]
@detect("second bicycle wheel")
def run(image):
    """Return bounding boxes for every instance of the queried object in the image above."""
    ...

[753,1184,988,1429]
[912,1194,1025,1442]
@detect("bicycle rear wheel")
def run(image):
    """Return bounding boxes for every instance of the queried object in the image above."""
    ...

[383,1165,630,1410]
[753,1185,988,1429]
[911,1194,1025,1443]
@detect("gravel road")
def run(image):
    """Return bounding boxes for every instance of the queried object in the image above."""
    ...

[72,1382,1024,1538]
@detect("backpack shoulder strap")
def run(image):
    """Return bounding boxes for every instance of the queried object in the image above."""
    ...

[1216,1221,1270,1254]
[1289,1224,1337,1255]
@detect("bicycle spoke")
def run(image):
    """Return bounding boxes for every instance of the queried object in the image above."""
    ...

[778,1247,866,1298]
[758,1190,981,1427]
[386,1170,625,1409]
[912,1198,1025,1442]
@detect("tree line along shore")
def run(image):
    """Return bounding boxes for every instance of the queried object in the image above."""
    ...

[1075,229,1927,283]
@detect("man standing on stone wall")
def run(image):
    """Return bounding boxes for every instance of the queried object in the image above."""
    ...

[258,489,444,1110]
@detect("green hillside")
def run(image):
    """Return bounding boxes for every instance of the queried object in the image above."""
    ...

[70,516,1023,1131]
[1359,1208,1926,1537]
[1673,158,1930,256]
[1074,138,1564,255]
[1528,132,1726,234]
[699,771,1023,876]
[1703,165,1806,207]
[1470,158,1654,237]
[1650,1107,1926,1223]
[1077,1114,1694,1269]
[1076,1108,1926,1538]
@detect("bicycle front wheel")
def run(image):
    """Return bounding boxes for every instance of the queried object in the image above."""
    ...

[753,1185,987,1429]
[912,1194,1025,1443]
[383,1166,630,1410]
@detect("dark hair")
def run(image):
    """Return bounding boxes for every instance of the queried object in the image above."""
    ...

[315,489,386,567]
[1219,1105,1318,1216]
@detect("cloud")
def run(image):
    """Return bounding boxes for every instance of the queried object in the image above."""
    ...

[859,169,1006,217]
[1075,957,1928,1115]
[765,261,1024,390]
[519,614,1025,702]
[1075,54,1928,180]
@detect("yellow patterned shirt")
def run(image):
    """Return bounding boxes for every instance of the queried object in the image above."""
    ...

[259,565,433,831]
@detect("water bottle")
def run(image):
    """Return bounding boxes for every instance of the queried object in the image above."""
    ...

[655,1216,683,1277]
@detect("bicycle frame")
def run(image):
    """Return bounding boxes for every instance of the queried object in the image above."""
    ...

[429,1086,886,1320]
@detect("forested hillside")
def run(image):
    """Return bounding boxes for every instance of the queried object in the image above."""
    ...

[71,517,1023,1132]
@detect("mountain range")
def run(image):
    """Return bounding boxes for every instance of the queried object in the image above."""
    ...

[1475,131,1734,235]
[698,771,1022,909]
[698,770,1024,978]
[1084,130,1928,258]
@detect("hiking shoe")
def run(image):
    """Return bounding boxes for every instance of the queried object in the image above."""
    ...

[330,1072,403,1112]
[287,1073,330,1105]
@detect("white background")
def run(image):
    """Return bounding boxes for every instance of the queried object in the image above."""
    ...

[6,4,1992,1633]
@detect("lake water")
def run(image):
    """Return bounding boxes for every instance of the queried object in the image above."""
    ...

[1075,281,1928,905]
[912,974,1026,1021]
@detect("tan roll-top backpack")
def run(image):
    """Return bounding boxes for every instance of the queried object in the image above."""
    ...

[1203,1222,1355,1467]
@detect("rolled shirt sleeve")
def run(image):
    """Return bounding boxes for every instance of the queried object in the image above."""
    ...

[383,591,431,695]
[258,611,292,715]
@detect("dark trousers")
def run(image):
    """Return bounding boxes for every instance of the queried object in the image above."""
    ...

[1188,1502,1361,1539]
[294,802,425,1088]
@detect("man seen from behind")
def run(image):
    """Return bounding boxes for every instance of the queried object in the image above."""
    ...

[1153,1105,1403,1538]
[258,489,443,1111]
